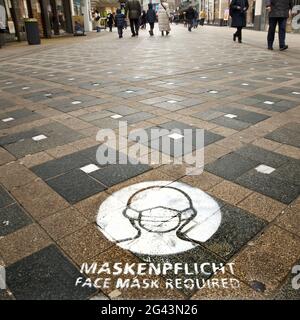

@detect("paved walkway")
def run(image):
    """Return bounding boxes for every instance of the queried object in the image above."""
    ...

[0,25,299,300]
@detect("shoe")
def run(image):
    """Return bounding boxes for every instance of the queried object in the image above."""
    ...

[268,47,273,50]
[280,45,288,51]
[166,31,169,36]
[131,34,135,37]
[233,34,237,42]
[161,31,164,36]
[238,39,242,43]
[136,32,138,36]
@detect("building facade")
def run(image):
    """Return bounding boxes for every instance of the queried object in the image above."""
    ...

[0,0,93,42]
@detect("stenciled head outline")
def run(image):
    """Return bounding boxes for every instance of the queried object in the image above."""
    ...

[118,186,197,244]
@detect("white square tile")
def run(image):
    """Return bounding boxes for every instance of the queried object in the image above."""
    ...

[92,83,100,86]
[126,90,134,93]
[168,133,184,140]
[80,164,100,174]
[32,134,47,141]
[68,78,75,81]
[266,77,273,80]
[22,86,30,90]
[5,81,13,84]
[209,90,218,94]
[292,92,300,95]
[264,101,274,105]
[241,83,249,86]
[255,164,275,174]
[71,100,82,105]
[167,100,177,104]
[224,114,237,119]
[44,93,52,97]
[110,114,123,119]
[2,117,14,122]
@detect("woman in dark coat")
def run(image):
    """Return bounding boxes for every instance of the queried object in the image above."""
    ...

[230,0,249,43]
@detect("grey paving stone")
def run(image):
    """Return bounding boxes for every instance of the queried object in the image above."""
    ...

[205,152,259,181]
[236,169,300,204]
[6,245,97,300]
[0,186,14,208]
[202,204,267,260]
[235,145,292,168]
[90,163,151,187]
[211,116,250,131]
[105,105,137,116]
[0,204,32,236]
[271,160,300,186]
[47,169,106,204]
[122,112,156,124]
[192,110,225,121]
[265,126,300,148]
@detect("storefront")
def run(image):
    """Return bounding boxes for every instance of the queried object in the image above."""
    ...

[0,0,95,43]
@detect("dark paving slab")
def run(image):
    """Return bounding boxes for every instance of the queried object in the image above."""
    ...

[235,145,292,168]
[0,204,32,236]
[0,109,43,129]
[265,124,300,148]
[0,122,84,158]
[6,245,97,300]
[205,152,259,181]
[236,169,299,204]
[203,204,267,260]
[90,163,152,187]
[0,185,14,208]
[47,169,106,204]
[22,88,72,102]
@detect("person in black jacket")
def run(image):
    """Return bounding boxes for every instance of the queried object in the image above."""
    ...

[266,0,293,51]
[125,0,142,37]
[146,3,156,36]
[107,13,114,32]
[115,8,126,38]
[230,0,249,43]
[185,6,195,32]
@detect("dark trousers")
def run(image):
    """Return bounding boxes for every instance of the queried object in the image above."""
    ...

[0,30,5,48]
[187,19,193,31]
[118,27,123,37]
[267,17,287,48]
[130,18,139,35]
[234,27,243,41]
[149,22,154,31]
[200,18,205,26]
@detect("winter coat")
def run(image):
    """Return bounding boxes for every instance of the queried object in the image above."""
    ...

[125,0,142,20]
[107,14,114,27]
[158,2,170,31]
[147,7,156,24]
[230,0,249,28]
[266,0,293,18]
[115,13,125,28]
[185,7,195,21]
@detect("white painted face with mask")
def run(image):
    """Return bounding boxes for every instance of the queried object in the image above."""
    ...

[97,181,222,255]
[123,187,197,234]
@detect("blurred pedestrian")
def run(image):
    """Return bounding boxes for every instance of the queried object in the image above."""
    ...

[115,8,126,38]
[146,3,156,36]
[158,1,170,36]
[266,0,293,51]
[107,12,114,32]
[125,0,142,37]
[230,0,249,43]
[94,10,101,32]
[186,6,196,32]
[141,10,147,29]
[0,3,6,48]
[199,10,206,26]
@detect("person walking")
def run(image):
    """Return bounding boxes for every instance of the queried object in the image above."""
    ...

[141,10,147,29]
[94,10,101,33]
[0,3,6,48]
[199,10,206,26]
[125,0,142,37]
[185,6,196,32]
[115,8,126,38]
[146,3,156,36]
[158,1,171,36]
[266,0,293,51]
[230,0,249,43]
[107,12,114,32]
